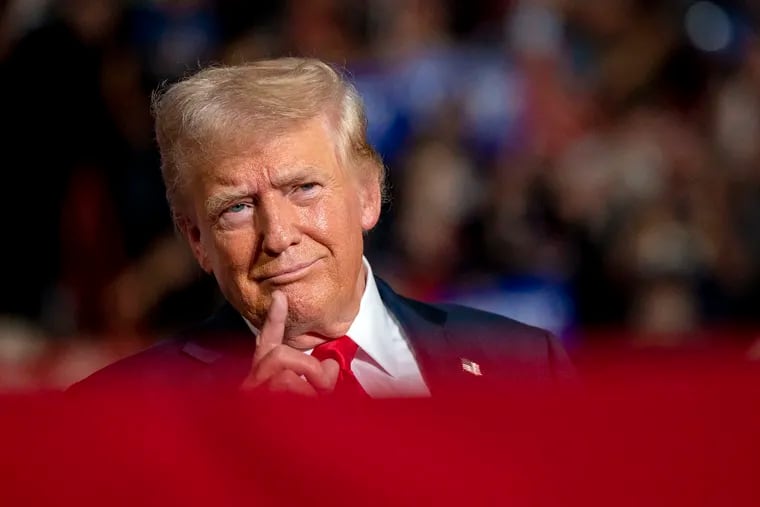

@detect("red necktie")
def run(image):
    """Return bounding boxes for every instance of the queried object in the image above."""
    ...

[311,336,368,397]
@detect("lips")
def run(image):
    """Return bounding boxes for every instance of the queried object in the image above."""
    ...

[255,258,321,283]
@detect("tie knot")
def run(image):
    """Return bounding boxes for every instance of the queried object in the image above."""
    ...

[311,335,358,373]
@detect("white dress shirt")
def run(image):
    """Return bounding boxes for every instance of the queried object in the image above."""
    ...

[245,258,430,398]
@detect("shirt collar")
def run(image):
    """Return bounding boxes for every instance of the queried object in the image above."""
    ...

[345,257,401,378]
[242,257,401,378]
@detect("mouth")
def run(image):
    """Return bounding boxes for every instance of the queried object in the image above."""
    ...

[256,258,322,285]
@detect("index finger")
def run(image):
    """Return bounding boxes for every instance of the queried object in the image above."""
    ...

[252,290,287,364]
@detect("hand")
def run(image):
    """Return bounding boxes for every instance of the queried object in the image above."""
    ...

[240,291,339,396]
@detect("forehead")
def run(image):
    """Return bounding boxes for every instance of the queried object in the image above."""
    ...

[195,116,345,186]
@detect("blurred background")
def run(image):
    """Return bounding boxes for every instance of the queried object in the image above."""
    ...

[1,0,759,390]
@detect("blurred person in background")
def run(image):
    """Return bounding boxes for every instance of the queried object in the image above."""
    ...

[71,58,573,396]
[1,0,124,331]
[0,0,222,388]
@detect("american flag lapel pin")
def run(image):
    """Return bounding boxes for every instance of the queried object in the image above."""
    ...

[460,358,482,376]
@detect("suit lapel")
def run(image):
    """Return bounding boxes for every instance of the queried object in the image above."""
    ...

[375,277,453,395]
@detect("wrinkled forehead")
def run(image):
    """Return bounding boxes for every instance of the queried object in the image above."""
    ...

[186,114,342,175]
[179,115,352,203]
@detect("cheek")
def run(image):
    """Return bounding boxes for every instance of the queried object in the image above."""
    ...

[307,205,332,234]
[301,200,359,251]
[209,230,255,273]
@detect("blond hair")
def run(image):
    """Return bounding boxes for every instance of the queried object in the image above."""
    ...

[152,57,385,219]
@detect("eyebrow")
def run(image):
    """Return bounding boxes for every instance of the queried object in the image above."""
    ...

[205,187,251,218]
[268,165,323,187]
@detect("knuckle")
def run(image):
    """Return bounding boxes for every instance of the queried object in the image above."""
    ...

[268,345,288,362]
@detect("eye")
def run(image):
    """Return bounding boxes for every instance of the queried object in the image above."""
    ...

[216,201,253,229]
[297,182,318,192]
[226,203,250,214]
[293,182,322,198]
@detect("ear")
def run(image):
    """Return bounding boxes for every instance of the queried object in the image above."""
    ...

[357,170,381,231]
[177,214,213,274]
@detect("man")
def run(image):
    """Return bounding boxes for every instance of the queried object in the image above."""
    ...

[72,57,573,397]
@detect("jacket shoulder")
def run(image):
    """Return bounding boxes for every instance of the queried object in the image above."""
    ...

[426,301,575,384]
[66,337,194,393]
[68,304,249,393]
[433,301,548,336]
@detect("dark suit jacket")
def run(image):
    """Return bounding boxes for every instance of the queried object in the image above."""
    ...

[70,278,574,394]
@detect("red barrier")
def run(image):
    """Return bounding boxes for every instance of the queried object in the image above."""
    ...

[2,354,760,506]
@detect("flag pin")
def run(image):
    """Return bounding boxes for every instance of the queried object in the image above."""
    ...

[460,358,482,376]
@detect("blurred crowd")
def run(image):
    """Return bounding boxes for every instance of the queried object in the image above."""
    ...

[1,0,760,388]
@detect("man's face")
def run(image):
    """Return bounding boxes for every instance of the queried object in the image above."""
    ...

[181,117,381,340]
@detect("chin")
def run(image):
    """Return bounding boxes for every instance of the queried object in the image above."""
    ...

[232,277,341,333]
[286,287,341,333]
[283,298,323,331]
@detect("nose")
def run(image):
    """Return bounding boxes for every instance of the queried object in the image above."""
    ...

[257,194,302,255]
